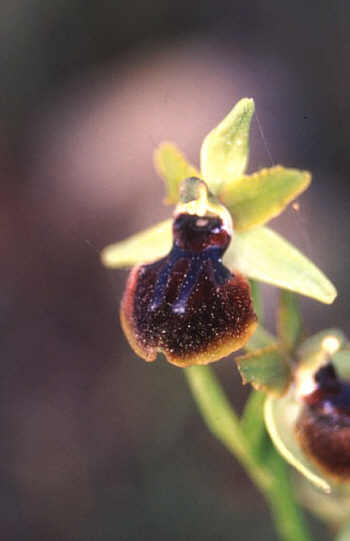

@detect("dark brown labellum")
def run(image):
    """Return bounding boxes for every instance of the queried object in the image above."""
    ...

[120,212,257,366]
[296,363,350,480]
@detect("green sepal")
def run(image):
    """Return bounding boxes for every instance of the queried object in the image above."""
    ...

[200,98,254,194]
[220,166,311,230]
[225,226,337,304]
[297,329,347,360]
[154,142,199,204]
[264,388,332,493]
[100,219,172,268]
[236,344,292,396]
[277,290,302,351]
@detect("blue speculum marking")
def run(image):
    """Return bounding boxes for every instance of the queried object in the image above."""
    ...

[148,248,179,311]
[149,243,231,314]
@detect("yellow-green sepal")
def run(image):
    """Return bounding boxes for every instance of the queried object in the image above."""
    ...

[264,387,332,493]
[220,166,311,230]
[100,219,172,268]
[154,142,199,204]
[200,98,255,195]
[225,226,337,304]
[297,329,347,361]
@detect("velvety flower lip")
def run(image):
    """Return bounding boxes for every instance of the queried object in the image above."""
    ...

[120,178,257,367]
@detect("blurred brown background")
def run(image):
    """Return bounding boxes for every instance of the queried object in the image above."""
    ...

[1,1,350,540]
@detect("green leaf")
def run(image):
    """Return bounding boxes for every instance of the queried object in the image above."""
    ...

[100,219,172,268]
[236,344,292,395]
[264,389,332,493]
[154,143,199,204]
[278,290,302,351]
[200,98,255,194]
[220,166,311,230]
[224,226,337,304]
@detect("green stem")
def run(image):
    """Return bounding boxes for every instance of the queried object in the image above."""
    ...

[184,364,269,488]
[185,365,312,541]
[263,452,312,541]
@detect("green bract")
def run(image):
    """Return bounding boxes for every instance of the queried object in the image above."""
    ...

[101,97,336,306]
[237,343,291,396]
[237,289,302,396]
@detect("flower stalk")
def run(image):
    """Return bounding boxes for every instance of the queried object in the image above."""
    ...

[185,365,312,541]
[102,97,348,541]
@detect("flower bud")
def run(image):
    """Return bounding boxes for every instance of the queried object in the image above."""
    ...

[296,363,350,480]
